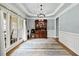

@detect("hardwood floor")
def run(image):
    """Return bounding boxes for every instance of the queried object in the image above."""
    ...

[6,38,73,56]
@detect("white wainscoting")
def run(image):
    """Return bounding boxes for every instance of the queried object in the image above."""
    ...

[47,30,56,38]
[59,31,79,55]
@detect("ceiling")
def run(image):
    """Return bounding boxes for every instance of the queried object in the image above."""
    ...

[22,3,60,16]
[0,3,72,19]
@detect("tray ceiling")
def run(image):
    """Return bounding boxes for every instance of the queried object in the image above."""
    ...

[0,3,72,18]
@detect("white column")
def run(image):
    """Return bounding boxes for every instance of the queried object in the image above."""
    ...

[54,18,56,38]
[17,16,20,41]
[23,20,27,41]
[0,10,6,56]
[6,12,10,50]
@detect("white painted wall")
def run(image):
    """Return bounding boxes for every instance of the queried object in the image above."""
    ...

[0,5,27,55]
[0,9,6,56]
[59,4,79,55]
[6,16,25,53]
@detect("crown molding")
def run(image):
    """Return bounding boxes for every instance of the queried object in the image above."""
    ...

[16,4,36,17]
[26,16,56,20]
[0,3,26,18]
[46,3,64,16]
[55,3,78,18]
[16,3,64,17]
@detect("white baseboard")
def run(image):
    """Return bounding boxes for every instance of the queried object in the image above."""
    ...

[6,39,24,52]
[47,36,59,39]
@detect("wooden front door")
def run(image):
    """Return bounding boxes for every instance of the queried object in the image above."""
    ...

[35,19,47,38]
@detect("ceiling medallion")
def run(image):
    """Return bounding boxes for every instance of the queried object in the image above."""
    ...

[37,4,45,18]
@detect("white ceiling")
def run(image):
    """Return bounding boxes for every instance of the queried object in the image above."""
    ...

[0,3,73,18]
[22,3,60,16]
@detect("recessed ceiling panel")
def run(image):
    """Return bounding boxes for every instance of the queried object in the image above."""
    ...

[2,3,72,18]
[22,3,61,15]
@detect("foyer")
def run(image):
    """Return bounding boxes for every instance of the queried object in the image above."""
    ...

[0,3,79,56]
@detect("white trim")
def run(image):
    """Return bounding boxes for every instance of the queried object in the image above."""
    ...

[16,4,35,17]
[59,31,79,55]
[6,39,23,52]
[0,4,26,18]
[47,3,64,16]
[60,31,79,36]
[54,18,56,37]
[27,17,55,20]
[56,3,78,18]
[0,10,6,56]
[23,20,27,41]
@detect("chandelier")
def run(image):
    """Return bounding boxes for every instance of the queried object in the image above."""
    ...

[37,4,45,18]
